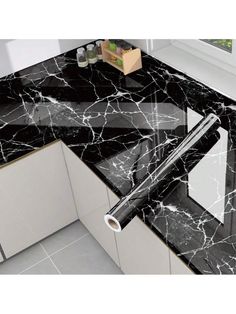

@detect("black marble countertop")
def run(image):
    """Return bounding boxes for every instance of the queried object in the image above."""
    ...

[1,41,236,274]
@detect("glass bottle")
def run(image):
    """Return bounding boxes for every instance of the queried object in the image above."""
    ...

[76,47,88,68]
[86,44,98,64]
[95,40,104,60]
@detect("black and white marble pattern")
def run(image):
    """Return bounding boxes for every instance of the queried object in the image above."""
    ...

[1,41,236,274]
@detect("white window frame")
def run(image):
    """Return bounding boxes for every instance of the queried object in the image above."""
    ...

[171,39,236,75]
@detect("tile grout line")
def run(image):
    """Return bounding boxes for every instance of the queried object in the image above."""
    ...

[19,232,90,274]
[48,232,90,258]
[19,256,49,274]
[39,244,61,274]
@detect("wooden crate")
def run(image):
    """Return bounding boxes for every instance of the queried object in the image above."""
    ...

[101,40,142,75]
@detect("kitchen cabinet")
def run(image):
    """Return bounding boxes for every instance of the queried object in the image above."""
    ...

[0,141,78,259]
[61,144,120,266]
[59,144,193,274]
[115,216,170,274]
[107,188,120,208]
[169,250,193,274]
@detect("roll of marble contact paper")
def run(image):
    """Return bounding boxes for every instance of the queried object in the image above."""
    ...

[104,113,221,232]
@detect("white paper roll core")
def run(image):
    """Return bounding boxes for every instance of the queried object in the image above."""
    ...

[104,214,122,232]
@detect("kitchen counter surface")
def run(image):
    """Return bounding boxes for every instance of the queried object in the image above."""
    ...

[1,41,236,274]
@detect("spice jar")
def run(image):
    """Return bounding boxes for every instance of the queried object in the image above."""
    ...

[76,47,88,68]
[95,40,103,60]
[108,40,117,51]
[86,44,98,64]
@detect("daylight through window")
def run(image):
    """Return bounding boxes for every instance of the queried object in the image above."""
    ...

[201,39,232,53]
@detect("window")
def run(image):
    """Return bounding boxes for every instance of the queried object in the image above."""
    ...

[201,39,232,53]
[171,39,236,75]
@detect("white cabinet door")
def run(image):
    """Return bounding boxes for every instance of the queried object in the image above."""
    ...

[0,141,78,259]
[169,250,193,274]
[62,144,120,266]
[116,216,170,274]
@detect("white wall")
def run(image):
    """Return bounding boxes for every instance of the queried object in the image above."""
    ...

[127,39,171,54]
[127,39,150,53]
[0,39,92,77]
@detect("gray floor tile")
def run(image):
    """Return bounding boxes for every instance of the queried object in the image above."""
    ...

[51,234,123,274]
[40,220,88,255]
[21,258,59,275]
[0,244,47,274]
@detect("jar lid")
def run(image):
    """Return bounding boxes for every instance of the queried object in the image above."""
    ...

[86,44,94,50]
[77,47,85,53]
[96,40,103,46]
